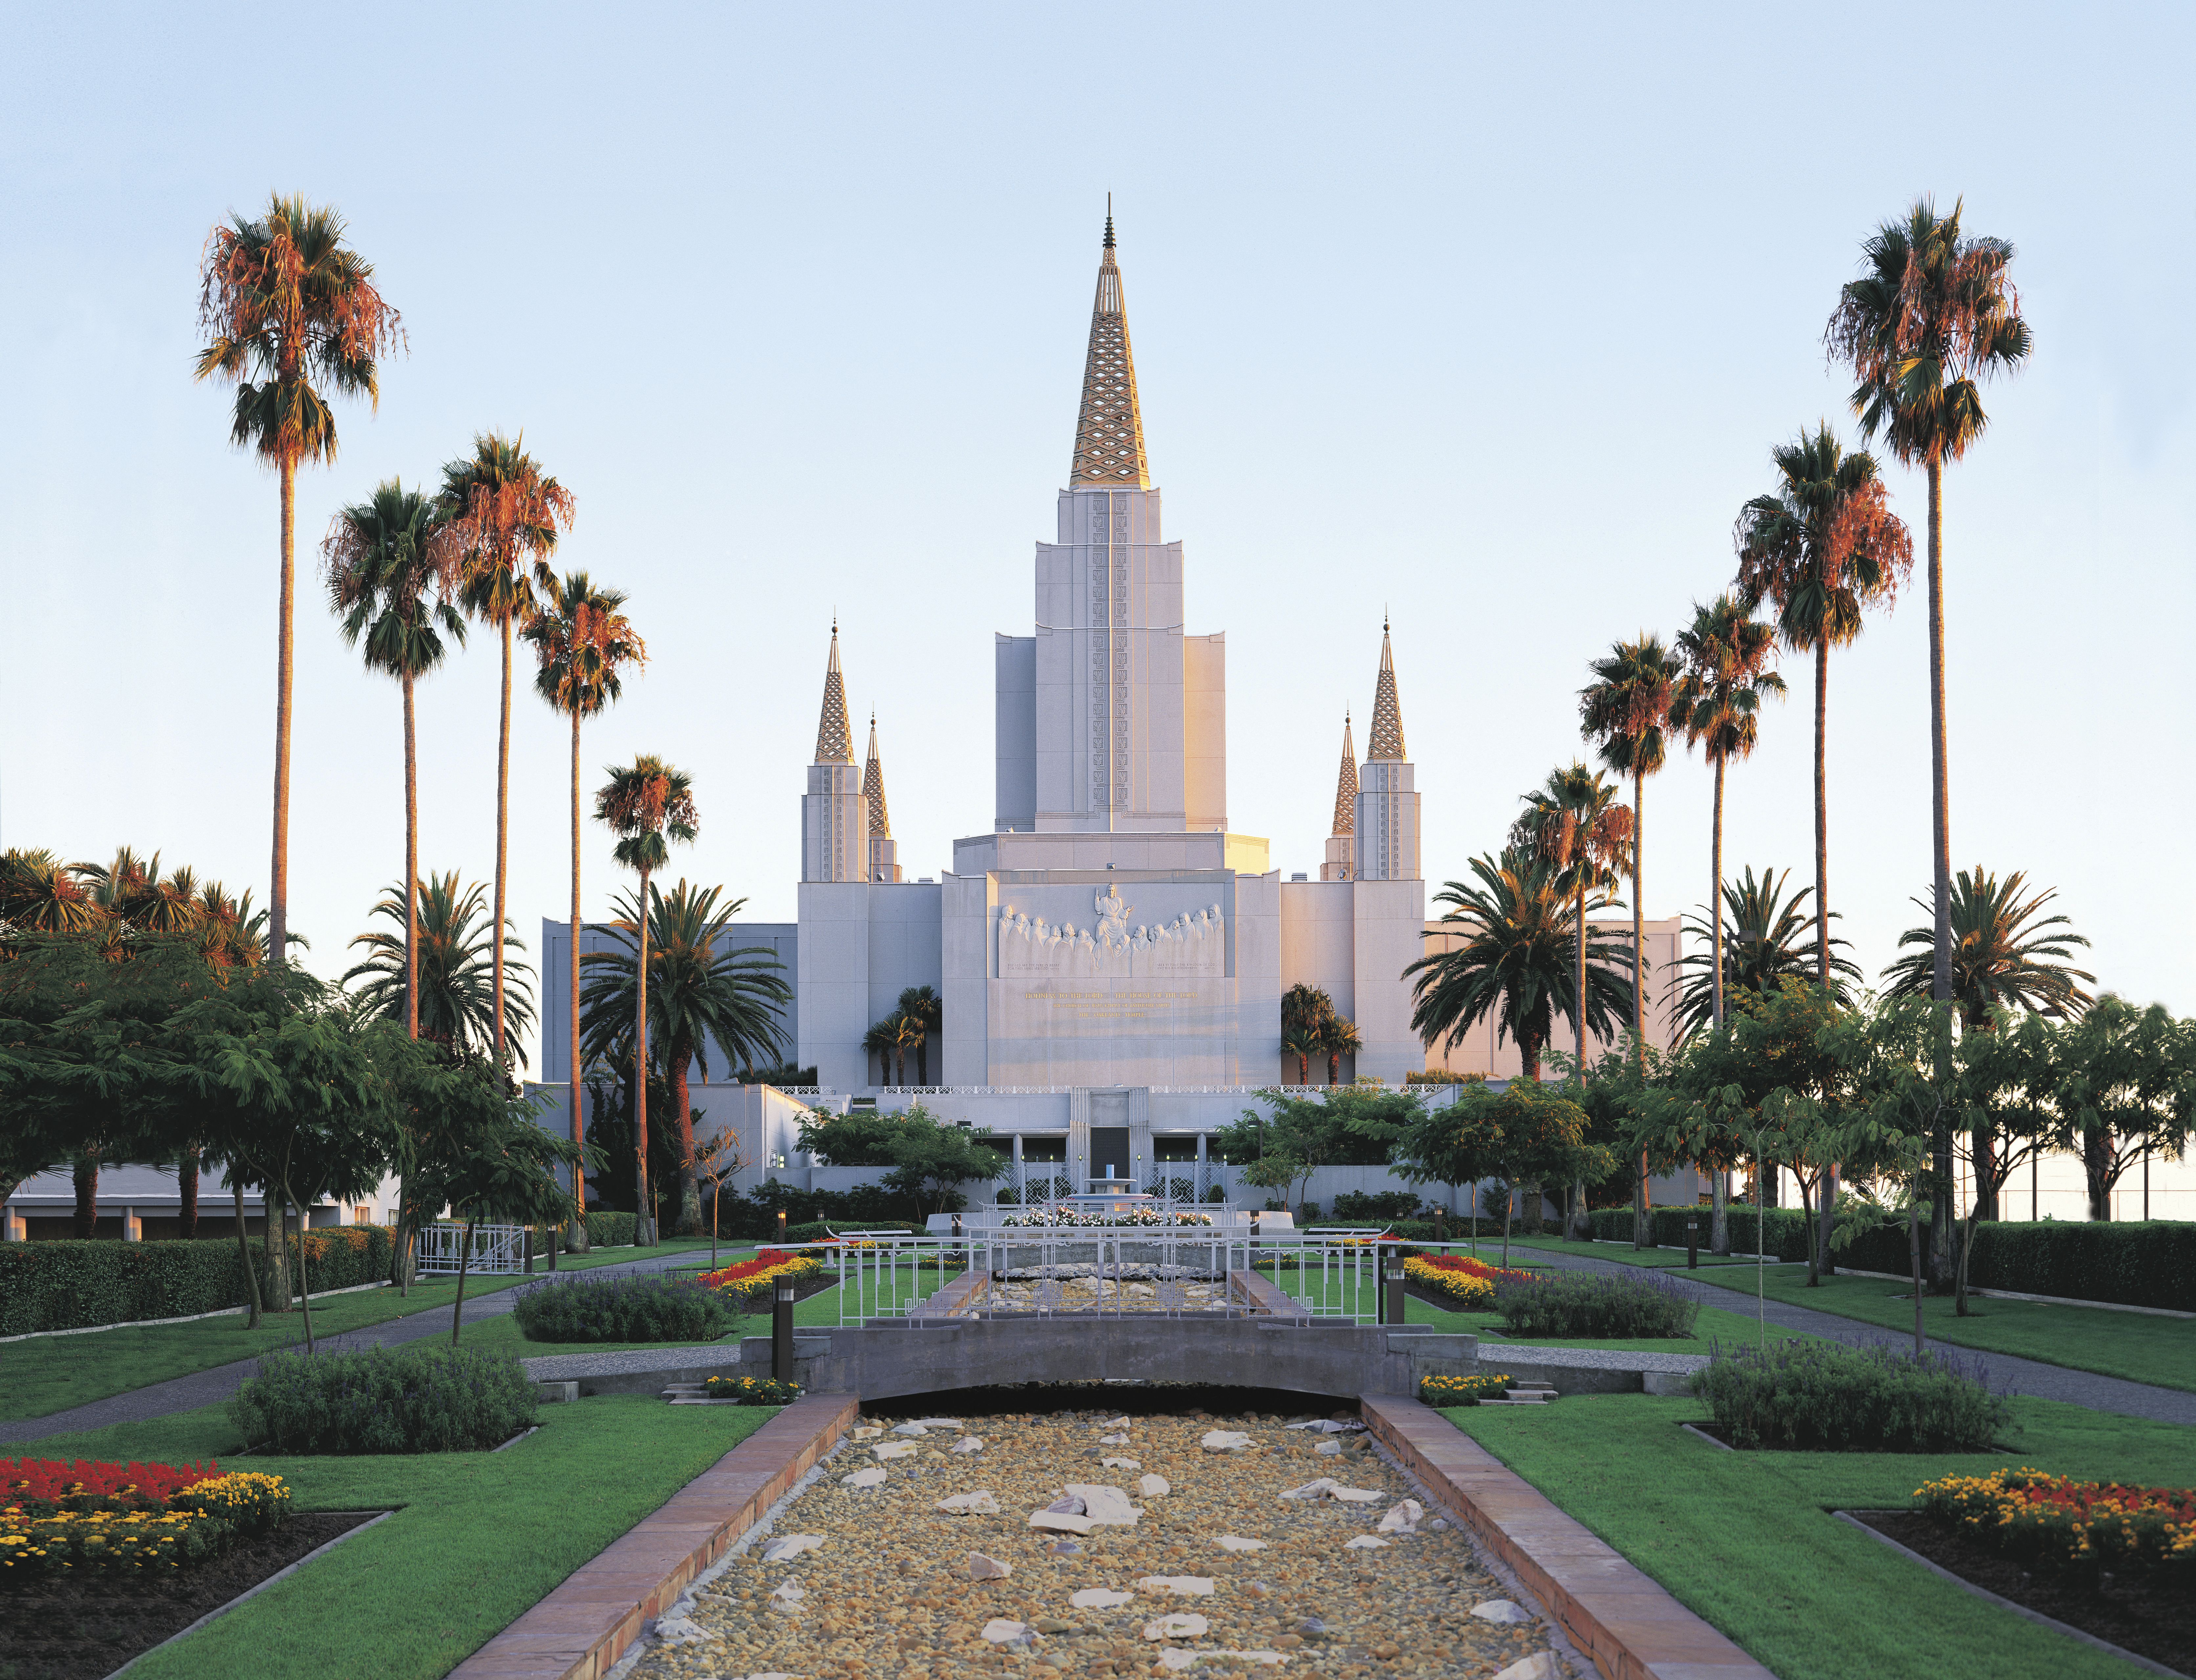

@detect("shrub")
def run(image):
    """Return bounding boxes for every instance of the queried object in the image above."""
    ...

[702,1375,802,1404]
[1917,1468,2194,1581]
[1420,1372,1513,1406]
[512,1273,736,1344]
[0,1228,396,1335]
[1691,1340,2011,1452]
[1492,1270,1699,1340]
[1333,1190,1427,1221]
[584,1210,638,1248]
[231,1344,536,1454]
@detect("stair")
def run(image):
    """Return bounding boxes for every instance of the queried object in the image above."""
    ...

[662,1383,743,1406]
[1480,1383,1557,1406]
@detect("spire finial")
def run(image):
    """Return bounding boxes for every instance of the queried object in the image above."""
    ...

[1104,192,1114,249]
[1331,711,1359,836]
[1368,624,1407,761]
[813,623,853,764]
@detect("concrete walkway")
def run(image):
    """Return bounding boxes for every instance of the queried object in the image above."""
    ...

[1504,1241,2196,1426]
[0,1246,713,1444]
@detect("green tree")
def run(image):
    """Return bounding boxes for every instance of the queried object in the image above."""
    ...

[876,1104,1008,1220]
[1882,867,2094,1030]
[342,872,533,1059]
[1392,1079,1611,1270]
[897,985,943,1085]
[526,569,645,1246]
[324,479,465,1042]
[2042,997,2194,1221]
[1670,595,1786,1032]
[861,1017,901,1088]
[1668,866,1863,1039]
[579,880,788,1234]
[436,433,576,1070]
[1828,198,2032,1008]
[593,757,698,1244]
[195,195,403,967]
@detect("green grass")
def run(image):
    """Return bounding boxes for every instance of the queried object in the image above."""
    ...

[1441,1392,2191,1680]
[0,1240,716,1423]
[2,1394,777,1680]
[1502,1233,1781,1269]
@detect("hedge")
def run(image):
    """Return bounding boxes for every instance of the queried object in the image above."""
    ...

[1582,1207,2195,1310]
[583,1211,638,1248]
[0,1227,396,1336]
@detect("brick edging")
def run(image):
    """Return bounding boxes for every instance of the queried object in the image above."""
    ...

[1360,1394,1775,1680]
[450,1391,858,1680]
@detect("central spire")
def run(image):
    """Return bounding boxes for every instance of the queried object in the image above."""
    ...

[1068,203,1150,488]
[813,622,853,764]
[863,713,891,838]
[1367,620,1408,761]
[1331,712,1359,835]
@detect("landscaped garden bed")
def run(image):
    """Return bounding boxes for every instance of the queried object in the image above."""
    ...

[1691,1339,2012,1452]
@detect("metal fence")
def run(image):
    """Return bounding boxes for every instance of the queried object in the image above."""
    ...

[414,1222,529,1275]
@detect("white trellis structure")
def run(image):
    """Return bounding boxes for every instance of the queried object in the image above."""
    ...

[414,1222,529,1275]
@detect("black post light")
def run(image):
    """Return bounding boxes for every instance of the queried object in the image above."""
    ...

[773,1280,795,1378]
[1687,1214,1699,1271]
[1385,1252,1407,1326]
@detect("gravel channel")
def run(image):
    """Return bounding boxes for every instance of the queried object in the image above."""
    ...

[626,1403,1565,1680]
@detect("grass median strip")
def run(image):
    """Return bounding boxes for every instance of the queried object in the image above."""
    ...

[4,1393,778,1680]
[1442,1391,2193,1680]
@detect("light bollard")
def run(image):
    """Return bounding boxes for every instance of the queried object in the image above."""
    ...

[1385,1257,1406,1327]
[1687,1215,1699,1271]
[773,1280,795,1378]
[523,1227,534,1275]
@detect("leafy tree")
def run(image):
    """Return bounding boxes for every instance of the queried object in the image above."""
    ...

[877,1105,1008,1220]
[797,1104,918,1167]
[897,985,943,1084]
[1670,594,1786,1032]
[1882,866,2094,1030]
[1407,850,1630,1083]
[1828,198,2031,1008]
[1668,866,1863,1039]
[2042,997,2194,1221]
[342,872,534,1059]
[527,569,645,1246]
[1391,1080,1611,1269]
[1220,1089,1419,1213]
[594,755,697,1244]
[436,433,576,1068]
[324,479,464,1042]
[195,195,403,966]
[1281,1018,1323,1087]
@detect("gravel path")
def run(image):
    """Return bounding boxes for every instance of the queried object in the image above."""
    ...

[0,1247,709,1443]
[626,1404,1569,1680]
[1510,1243,2196,1426]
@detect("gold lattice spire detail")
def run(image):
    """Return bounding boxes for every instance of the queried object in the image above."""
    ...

[1367,620,1407,761]
[862,713,891,838]
[1068,200,1150,488]
[1330,712,1358,835]
[813,621,853,763]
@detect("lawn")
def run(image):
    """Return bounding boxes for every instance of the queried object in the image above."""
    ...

[1443,1391,2193,1680]
[1503,1233,1782,1269]
[0,1239,716,1423]
[1,1393,778,1680]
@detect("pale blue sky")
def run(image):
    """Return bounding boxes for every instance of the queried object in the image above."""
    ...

[5,3,2190,1071]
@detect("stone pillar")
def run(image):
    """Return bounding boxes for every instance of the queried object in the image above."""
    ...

[1068,1089,1092,1194]
[1127,1088,1153,1194]
[5,1205,25,1241]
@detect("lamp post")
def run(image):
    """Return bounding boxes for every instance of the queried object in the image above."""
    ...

[1384,1252,1406,1326]
[1686,1214,1698,1271]
[772,1279,795,1378]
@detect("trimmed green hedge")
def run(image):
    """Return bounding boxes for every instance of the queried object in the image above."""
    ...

[583,1211,638,1248]
[0,1227,396,1335]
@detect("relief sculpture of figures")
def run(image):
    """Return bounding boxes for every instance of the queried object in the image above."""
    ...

[996,895,1227,979]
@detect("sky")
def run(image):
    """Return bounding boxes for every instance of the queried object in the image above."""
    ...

[4,2,2192,1081]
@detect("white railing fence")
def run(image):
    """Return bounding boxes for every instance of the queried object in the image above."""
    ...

[415,1222,529,1275]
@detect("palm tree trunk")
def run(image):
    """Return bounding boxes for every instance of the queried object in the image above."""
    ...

[72,1158,97,1238]
[493,612,513,1069]
[1633,767,1648,1250]
[635,865,654,1245]
[269,453,295,965]
[404,669,419,1039]
[1573,880,1586,1079]
[567,708,588,1253]
[1711,1167,1729,1257]
[671,1046,700,1235]
[231,1176,262,1329]
[1813,639,1829,992]
[1926,457,1951,1006]
[1710,755,1726,1029]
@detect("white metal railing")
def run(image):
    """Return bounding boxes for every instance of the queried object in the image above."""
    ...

[414,1222,529,1275]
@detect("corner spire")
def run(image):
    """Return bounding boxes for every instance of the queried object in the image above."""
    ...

[1330,712,1358,835]
[862,713,891,838]
[813,624,853,764]
[1068,204,1150,488]
[1367,624,1407,761]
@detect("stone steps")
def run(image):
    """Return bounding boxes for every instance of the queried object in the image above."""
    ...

[663,1383,747,1406]
[1479,1384,1558,1407]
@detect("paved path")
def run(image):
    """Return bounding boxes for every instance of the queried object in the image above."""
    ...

[1506,1242,2196,1426]
[0,1247,713,1444]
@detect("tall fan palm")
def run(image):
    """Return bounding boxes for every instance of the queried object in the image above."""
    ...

[0,850,101,934]
[195,194,403,966]
[579,880,788,1234]
[1828,199,2031,1006]
[1671,596,1786,1030]
[1579,635,1676,1065]
[325,480,465,1040]
[1406,850,1631,1083]
[436,433,576,1070]
[594,756,697,1244]
[1883,866,2093,1028]
[1512,764,1635,1075]
[897,985,943,1084]
[526,571,645,1241]
[1668,866,1861,1038]
[342,871,534,1058]
[1734,425,1912,991]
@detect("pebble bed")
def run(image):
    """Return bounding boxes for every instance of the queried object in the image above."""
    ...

[627,1404,1564,1680]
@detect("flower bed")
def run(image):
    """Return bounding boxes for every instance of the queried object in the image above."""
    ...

[1,1459,290,1578]
[700,1375,803,1404]
[1916,1467,2195,1579]
[697,1249,825,1301]
[1421,1372,1514,1406]
[4,1458,218,1512]
[1404,1253,1536,1308]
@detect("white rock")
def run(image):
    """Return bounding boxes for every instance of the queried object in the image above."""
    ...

[891,1420,930,1436]
[1279,1478,1336,1500]
[1137,1575,1215,1597]
[966,1551,1013,1579]
[1491,1655,1561,1680]
[1200,1430,1257,1452]
[981,1618,1039,1645]
[1377,1499,1424,1534]
[1099,1432,1131,1444]
[1029,1509,1095,1534]
[1314,1439,1343,1456]
[1064,1483,1140,1525]
[916,1417,962,1428]
[1102,1415,1132,1428]
[1139,1473,1171,1498]
[759,1535,824,1562]
[850,1425,882,1441]
[842,1467,887,1488]
[1046,1493,1088,1515]
[1070,1587,1136,1610]
[935,1491,1000,1514]
[1471,1599,1534,1625]
[1144,1612,1211,1641]
[952,1436,984,1454]
[872,1441,919,1460]
[1430,1517,1452,1531]
[1286,1419,1357,1433]
[742,1672,802,1680]
[768,1578,804,1602]
[1344,1535,1391,1550]
[1102,1456,1142,1469]
[1214,1535,1269,1552]
[652,1614,709,1646]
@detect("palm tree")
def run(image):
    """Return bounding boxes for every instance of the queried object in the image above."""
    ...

[1321,1016,1363,1086]
[1280,1022,1322,1086]
[579,881,788,1234]
[594,755,697,1244]
[1405,850,1631,1084]
[342,871,534,1057]
[861,1018,899,1088]
[1280,983,1336,1086]
[1883,867,2093,1028]
[526,571,645,1245]
[1668,866,1862,1038]
[436,433,576,1071]
[0,850,101,934]
[195,883,273,971]
[195,194,403,966]
[1512,764,1635,1075]
[1671,596,1786,1032]
[1828,199,2031,1006]
[1580,636,1677,1065]
[324,479,465,1040]
[897,985,943,1084]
